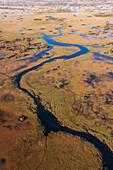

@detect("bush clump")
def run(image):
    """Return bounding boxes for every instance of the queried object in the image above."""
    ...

[19,115,28,122]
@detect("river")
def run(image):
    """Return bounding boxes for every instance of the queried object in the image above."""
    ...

[15,26,113,170]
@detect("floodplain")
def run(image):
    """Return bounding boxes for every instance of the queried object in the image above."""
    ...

[0,5,113,170]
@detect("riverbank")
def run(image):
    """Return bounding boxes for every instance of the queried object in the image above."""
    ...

[0,7,113,169]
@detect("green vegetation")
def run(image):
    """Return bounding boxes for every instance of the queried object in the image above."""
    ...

[0,37,50,59]
[0,8,113,170]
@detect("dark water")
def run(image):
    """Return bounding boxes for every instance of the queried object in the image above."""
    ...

[15,27,113,170]
[79,33,103,40]
[0,51,11,60]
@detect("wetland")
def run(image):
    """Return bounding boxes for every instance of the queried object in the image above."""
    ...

[0,4,113,170]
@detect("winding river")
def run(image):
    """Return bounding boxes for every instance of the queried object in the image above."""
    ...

[15,26,113,170]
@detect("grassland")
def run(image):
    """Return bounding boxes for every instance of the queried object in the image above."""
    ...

[0,7,113,169]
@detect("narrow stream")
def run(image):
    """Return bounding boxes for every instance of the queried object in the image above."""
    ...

[15,27,113,170]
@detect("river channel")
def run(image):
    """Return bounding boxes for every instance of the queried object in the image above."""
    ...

[15,26,113,170]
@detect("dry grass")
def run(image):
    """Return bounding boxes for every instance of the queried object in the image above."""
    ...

[0,8,113,169]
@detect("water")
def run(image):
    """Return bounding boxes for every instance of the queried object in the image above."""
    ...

[79,33,89,39]
[77,15,92,18]
[108,34,113,37]
[14,26,113,169]
[14,29,27,35]
[103,19,113,23]
[79,32,103,40]
[0,9,27,14]
[85,24,93,26]
[105,30,112,33]
[0,5,113,14]
[0,51,10,60]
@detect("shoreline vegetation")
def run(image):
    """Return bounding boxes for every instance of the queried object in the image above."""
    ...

[0,3,113,170]
[15,27,113,169]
